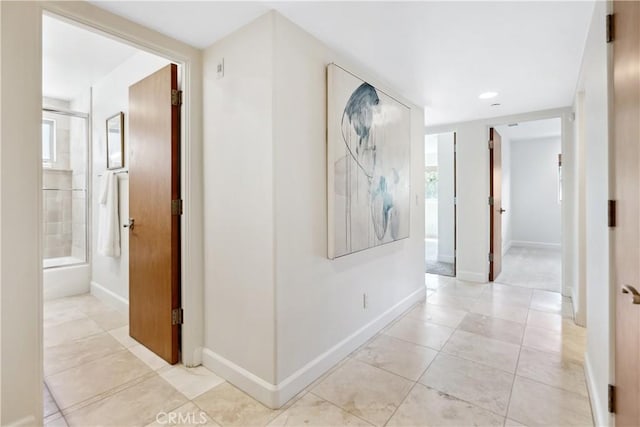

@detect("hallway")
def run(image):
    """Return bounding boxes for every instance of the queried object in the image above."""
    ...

[45,276,591,426]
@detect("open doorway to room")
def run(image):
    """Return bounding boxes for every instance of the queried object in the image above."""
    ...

[490,118,562,292]
[41,12,209,425]
[425,132,456,277]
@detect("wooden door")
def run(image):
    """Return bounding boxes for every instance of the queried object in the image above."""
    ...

[128,64,181,364]
[612,2,640,425]
[489,128,502,281]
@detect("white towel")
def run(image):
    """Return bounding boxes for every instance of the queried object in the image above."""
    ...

[97,171,121,257]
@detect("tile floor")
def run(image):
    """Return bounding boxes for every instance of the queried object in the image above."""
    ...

[497,246,562,292]
[44,275,592,427]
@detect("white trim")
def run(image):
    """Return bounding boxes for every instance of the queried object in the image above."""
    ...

[584,351,610,427]
[510,240,561,250]
[6,416,38,427]
[90,280,128,313]
[502,240,513,256]
[457,270,486,283]
[202,286,426,409]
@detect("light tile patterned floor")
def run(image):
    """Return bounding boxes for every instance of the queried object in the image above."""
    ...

[44,275,593,427]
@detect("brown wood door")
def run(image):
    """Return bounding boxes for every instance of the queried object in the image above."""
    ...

[612,2,640,425]
[128,64,181,364]
[489,128,502,281]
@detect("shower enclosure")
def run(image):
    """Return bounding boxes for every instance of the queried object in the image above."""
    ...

[42,106,89,269]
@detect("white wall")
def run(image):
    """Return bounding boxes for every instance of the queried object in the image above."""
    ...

[510,137,562,247]
[202,12,276,384]
[576,1,612,425]
[451,121,490,282]
[0,2,43,424]
[501,134,512,254]
[201,11,424,407]
[272,12,424,385]
[90,52,170,304]
[437,133,455,263]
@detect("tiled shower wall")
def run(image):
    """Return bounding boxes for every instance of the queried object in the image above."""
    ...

[43,97,87,262]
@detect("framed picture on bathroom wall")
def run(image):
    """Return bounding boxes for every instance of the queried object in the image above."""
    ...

[106,112,124,170]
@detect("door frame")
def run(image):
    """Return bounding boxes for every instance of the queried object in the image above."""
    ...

[41,2,204,366]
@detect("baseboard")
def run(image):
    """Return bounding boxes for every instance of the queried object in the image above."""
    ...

[511,240,561,250]
[6,415,37,427]
[202,285,426,409]
[502,240,512,256]
[437,254,455,264]
[571,286,586,327]
[457,270,486,283]
[43,264,90,300]
[584,351,610,426]
[90,280,129,312]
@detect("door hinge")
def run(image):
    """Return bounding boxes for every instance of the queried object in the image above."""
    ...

[608,384,615,413]
[488,140,494,150]
[606,14,614,43]
[489,253,494,262]
[172,199,183,216]
[454,196,457,205]
[608,200,616,227]
[172,308,183,325]
[488,196,494,206]
[171,89,183,106]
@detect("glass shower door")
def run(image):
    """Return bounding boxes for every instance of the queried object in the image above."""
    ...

[42,108,89,268]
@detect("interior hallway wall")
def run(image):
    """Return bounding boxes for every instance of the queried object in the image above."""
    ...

[576,1,612,424]
[202,11,424,406]
[0,2,43,424]
[501,134,512,255]
[510,137,562,247]
[272,12,425,386]
[437,133,455,263]
[90,52,170,306]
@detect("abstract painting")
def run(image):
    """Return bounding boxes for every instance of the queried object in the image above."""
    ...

[327,64,411,259]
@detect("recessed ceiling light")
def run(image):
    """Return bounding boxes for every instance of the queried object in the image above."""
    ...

[479,92,498,100]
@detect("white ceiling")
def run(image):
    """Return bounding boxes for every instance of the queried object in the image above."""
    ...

[495,117,562,142]
[89,1,595,126]
[43,15,138,101]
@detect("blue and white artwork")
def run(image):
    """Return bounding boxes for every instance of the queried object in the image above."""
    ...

[327,64,411,259]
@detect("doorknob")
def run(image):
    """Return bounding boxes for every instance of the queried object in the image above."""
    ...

[123,218,134,230]
[500,208,506,214]
[621,285,640,304]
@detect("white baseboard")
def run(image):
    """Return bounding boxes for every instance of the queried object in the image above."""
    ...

[511,240,561,250]
[502,240,513,256]
[43,264,90,300]
[202,286,426,409]
[6,415,37,427]
[457,270,486,283]
[90,280,129,312]
[437,254,455,264]
[584,351,611,426]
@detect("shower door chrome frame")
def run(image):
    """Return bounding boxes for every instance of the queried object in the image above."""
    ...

[41,106,91,270]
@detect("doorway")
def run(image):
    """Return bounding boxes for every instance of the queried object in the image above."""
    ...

[42,12,185,423]
[425,132,456,277]
[490,118,563,292]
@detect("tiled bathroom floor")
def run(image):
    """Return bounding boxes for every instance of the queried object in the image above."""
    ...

[44,276,592,426]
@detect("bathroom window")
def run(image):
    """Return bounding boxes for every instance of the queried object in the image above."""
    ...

[42,119,56,163]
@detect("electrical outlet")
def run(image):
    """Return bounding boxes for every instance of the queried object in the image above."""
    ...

[363,293,368,309]
[217,58,224,79]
